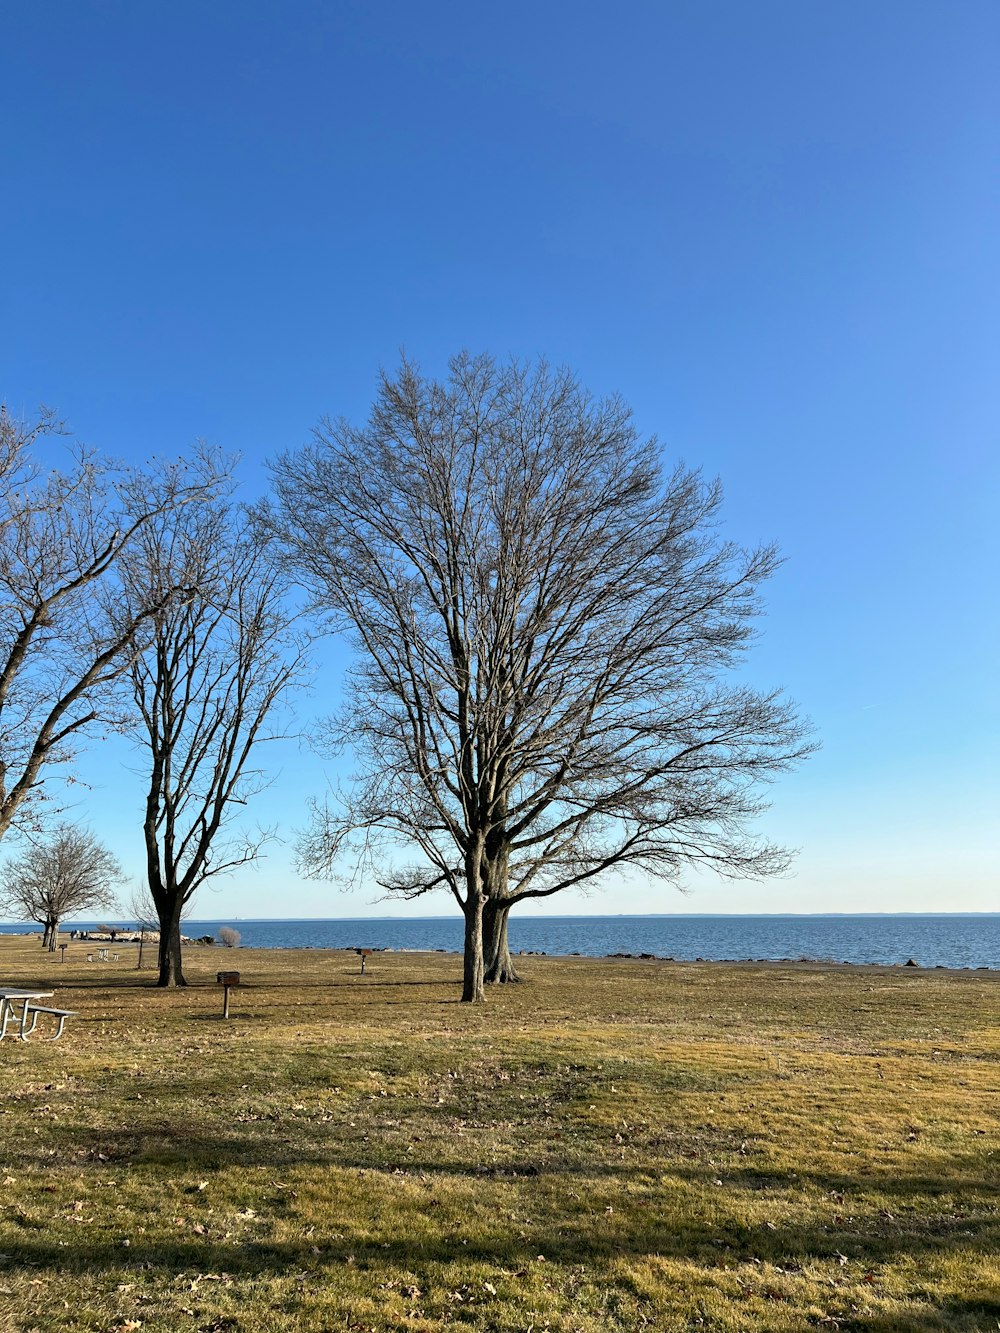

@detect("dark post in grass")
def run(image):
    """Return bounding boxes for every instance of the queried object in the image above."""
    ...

[355,948,372,975]
[217,970,240,1018]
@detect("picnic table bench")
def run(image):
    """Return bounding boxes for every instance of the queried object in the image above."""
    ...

[0,989,76,1041]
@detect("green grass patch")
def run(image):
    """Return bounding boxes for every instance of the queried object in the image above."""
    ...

[1,936,997,1330]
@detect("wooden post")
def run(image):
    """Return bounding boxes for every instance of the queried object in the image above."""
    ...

[59,944,68,963]
[217,971,240,1018]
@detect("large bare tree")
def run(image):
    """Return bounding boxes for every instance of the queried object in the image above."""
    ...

[120,478,308,986]
[0,406,218,841]
[270,354,812,1001]
[0,823,121,950]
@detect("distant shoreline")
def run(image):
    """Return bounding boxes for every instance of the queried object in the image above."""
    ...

[4,913,997,970]
[2,931,994,975]
[3,911,998,928]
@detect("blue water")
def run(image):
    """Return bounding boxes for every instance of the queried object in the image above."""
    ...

[3,914,998,970]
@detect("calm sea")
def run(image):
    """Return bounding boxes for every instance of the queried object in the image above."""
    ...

[2,914,998,970]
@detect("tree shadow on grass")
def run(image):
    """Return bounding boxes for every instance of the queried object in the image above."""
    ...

[3,1207,999,1292]
[3,1238,996,1333]
[7,1123,998,1285]
[50,976,456,992]
[847,1294,1000,1332]
[30,1116,1000,1193]
[671,1156,999,1194]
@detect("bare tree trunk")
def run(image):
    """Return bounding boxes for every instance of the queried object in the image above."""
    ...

[462,894,486,1002]
[157,914,186,987]
[461,840,487,1002]
[482,843,520,986]
[155,890,187,987]
[42,919,54,950]
[46,919,59,953]
[480,835,521,983]
[483,898,520,982]
[146,763,188,987]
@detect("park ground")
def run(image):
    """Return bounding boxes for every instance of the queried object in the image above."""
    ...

[0,934,997,1332]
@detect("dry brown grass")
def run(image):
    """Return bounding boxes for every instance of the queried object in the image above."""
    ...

[0,933,997,1331]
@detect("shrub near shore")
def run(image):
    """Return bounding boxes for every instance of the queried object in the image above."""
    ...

[0,935,997,1332]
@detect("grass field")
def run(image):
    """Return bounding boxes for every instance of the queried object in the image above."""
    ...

[0,933,997,1332]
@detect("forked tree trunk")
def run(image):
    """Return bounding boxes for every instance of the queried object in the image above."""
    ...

[46,920,59,952]
[481,840,520,983]
[42,919,57,951]
[483,897,520,983]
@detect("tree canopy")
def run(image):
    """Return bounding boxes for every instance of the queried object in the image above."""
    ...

[0,823,120,950]
[0,406,219,842]
[270,354,812,1001]
[119,473,308,986]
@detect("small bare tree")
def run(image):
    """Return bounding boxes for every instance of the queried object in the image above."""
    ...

[0,405,220,841]
[217,925,241,947]
[120,475,308,987]
[0,824,121,950]
[125,882,158,969]
[271,354,813,1002]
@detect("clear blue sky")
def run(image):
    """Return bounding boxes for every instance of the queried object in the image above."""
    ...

[2,1,997,917]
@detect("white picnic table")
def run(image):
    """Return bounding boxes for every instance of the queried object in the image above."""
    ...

[0,988,75,1041]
